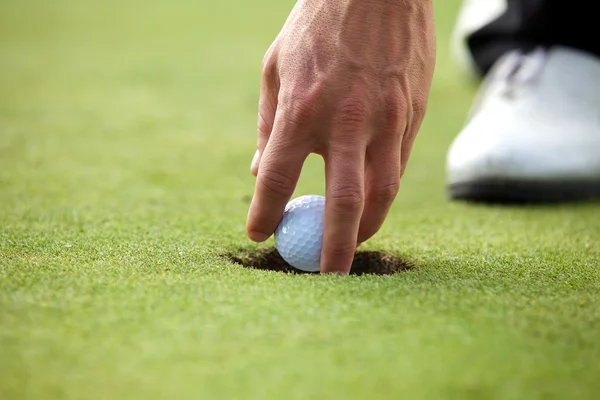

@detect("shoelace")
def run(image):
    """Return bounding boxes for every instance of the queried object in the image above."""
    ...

[465,47,548,122]
[501,47,548,97]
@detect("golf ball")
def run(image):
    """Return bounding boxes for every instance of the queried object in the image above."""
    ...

[274,195,325,272]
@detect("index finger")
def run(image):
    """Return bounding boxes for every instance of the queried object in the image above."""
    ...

[246,115,310,242]
[320,146,365,274]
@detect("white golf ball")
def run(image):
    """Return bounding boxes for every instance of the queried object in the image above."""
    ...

[274,195,325,272]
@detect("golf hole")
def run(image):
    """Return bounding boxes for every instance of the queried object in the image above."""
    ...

[225,247,414,276]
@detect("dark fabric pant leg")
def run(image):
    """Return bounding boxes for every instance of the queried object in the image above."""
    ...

[465,0,599,75]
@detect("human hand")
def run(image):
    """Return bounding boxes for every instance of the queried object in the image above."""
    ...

[246,0,436,274]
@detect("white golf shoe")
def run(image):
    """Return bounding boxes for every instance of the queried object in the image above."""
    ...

[446,46,600,203]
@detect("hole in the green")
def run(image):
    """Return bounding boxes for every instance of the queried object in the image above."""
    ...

[225,247,415,276]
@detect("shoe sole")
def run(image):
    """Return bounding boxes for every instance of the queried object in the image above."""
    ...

[448,179,600,204]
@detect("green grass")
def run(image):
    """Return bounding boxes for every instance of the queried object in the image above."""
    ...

[1,0,600,399]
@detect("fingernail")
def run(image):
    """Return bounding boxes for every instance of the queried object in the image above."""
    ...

[250,149,260,175]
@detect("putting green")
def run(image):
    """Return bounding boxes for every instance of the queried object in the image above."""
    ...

[1,1,599,399]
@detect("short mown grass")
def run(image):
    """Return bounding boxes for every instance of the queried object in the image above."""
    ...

[1,1,599,399]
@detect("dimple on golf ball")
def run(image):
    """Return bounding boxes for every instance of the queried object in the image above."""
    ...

[274,195,325,272]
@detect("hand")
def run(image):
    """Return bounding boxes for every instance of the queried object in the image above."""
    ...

[246,0,436,274]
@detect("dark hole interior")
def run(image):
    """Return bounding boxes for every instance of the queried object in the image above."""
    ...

[225,247,415,276]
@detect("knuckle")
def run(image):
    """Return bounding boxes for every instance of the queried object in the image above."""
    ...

[329,185,364,213]
[281,93,320,127]
[370,181,400,205]
[258,168,295,197]
[412,92,429,116]
[327,242,357,258]
[337,97,369,126]
[382,81,408,128]
[382,95,403,129]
